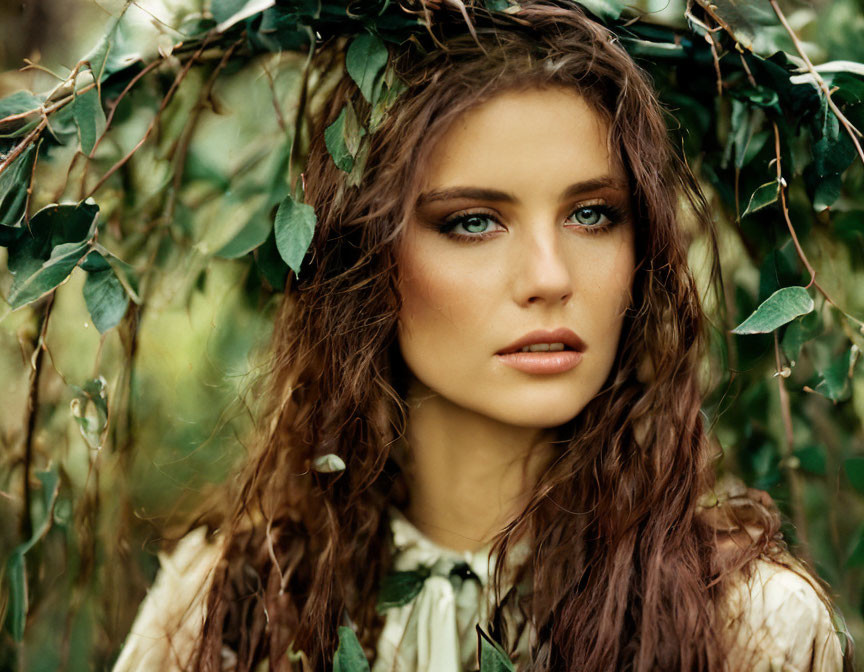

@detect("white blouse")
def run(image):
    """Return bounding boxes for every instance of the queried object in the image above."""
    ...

[112,511,845,672]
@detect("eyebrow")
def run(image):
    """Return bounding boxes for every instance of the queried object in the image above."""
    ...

[415,176,628,207]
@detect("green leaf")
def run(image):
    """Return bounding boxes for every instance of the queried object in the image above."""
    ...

[477,625,515,672]
[346,33,389,104]
[732,287,814,335]
[213,0,276,30]
[72,84,107,155]
[736,86,780,110]
[333,626,370,672]
[83,268,129,332]
[576,0,625,22]
[325,104,366,173]
[780,311,822,364]
[90,245,141,304]
[369,75,407,134]
[274,196,316,275]
[6,552,27,641]
[0,144,38,228]
[5,466,60,641]
[793,444,826,475]
[82,16,140,80]
[254,228,288,291]
[376,568,430,612]
[698,0,777,52]
[811,171,843,211]
[6,202,99,308]
[813,99,857,178]
[8,240,90,309]
[814,346,860,402]
[27,201,100,247]
[730,101,769,170]
[0,91,43,120]
[212,0,250,22]
[215,210,273,259]
[742,179,780,217]
[846,458,864,494]
[70,377,109,448]
[848,524,864,568]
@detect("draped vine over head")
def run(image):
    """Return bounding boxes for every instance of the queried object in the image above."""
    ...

[2,0,863,669]
[192,4,807,670]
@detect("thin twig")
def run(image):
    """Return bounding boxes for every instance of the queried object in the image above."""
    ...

[773,332,811,562]
[0,118,47,174]
[768,0,864,167]
[261,58,289,135]
[89,59,164,158]
[770,122,863,328]
[21,293,55,541]
[738,52,756,88]
[772,122,817,285]
[84,43,209,199]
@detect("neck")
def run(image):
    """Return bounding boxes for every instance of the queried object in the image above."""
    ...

[400,380,555,552]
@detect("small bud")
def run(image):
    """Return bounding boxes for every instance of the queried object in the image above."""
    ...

[773,367,791,378]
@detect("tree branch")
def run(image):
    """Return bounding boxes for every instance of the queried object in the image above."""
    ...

[768,0,864,168]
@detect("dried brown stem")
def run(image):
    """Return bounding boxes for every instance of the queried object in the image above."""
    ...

[89,59,164,158]
[773,333,811,561]
[0,118,47,175]
[21,293,54,541]
[84,43,209,199]
[770,122,863,329]
[772,122,817,285]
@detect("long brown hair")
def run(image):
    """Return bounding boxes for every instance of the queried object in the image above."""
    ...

[191,3,809,670]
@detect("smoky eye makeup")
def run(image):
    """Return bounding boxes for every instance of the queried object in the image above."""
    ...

[428,200,629,242]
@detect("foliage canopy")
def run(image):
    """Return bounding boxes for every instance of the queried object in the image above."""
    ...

[1,0,863,668]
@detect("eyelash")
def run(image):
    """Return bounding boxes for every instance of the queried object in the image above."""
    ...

[437,203,627,243]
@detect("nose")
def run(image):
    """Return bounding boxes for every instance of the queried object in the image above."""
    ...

[512,226,574,307]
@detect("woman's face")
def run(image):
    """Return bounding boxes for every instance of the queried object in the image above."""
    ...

[397,86,636,428]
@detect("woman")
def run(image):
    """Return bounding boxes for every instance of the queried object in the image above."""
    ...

[112,2,848,670]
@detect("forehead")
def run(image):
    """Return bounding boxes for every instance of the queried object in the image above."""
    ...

[420,87,622,195]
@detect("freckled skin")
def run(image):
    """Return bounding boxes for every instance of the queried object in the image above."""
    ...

[397,87,636,429]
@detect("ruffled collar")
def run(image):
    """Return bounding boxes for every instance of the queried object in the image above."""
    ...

[370,507,533,672]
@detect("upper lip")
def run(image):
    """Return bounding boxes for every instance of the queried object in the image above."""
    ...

[496,328,587,355]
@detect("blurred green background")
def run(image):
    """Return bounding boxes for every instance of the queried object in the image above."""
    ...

[1,0,863,670]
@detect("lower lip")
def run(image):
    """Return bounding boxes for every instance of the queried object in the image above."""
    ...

[495,351,583,374]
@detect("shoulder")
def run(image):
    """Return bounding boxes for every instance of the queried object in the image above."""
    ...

[112,526,227,672]
[720,557,847,672]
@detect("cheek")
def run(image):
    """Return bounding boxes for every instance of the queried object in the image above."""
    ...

[397,240,495,346]
[579,233,636,329]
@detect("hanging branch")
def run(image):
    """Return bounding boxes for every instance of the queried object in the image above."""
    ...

[772,122,864,328]
[768,0,864,168]
[84,40,211,199]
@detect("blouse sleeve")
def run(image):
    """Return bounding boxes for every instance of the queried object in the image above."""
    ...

[112,526,228,672]
[722,559,845,672]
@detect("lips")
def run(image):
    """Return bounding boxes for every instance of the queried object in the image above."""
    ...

[495,328,586,375]
[496,328,587,355]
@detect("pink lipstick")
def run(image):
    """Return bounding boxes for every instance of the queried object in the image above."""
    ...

[495,328,586,374]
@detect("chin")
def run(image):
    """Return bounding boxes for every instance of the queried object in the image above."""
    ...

[480,399,587,429]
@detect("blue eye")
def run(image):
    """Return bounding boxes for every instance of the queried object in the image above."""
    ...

[439,213,503,240]
[456,215,492,234]
[568,206,606,227]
